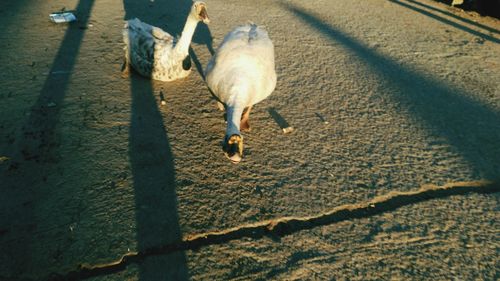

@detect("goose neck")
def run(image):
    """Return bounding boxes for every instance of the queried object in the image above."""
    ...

[226,105,244,137]
[175,14,198,56]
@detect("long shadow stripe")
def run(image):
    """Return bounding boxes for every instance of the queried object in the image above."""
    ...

[0,1,94,279]
[403,0,499,35]
[11,0,95,164]
[123,0,197,280]
[389,0,499,43]
[281,2,500,178]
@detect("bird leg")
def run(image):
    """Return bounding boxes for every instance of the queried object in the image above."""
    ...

[217,101,225,111]
[121,51,130,78]
[240,105,252,132]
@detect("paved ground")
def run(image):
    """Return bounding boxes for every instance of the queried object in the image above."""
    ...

[0,0,499,280]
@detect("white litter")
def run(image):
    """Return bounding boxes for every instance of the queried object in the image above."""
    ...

[49,12,77,23]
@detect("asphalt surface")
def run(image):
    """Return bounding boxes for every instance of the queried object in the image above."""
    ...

[0,0,499,280]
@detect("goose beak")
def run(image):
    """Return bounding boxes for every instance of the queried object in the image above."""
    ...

[195,2,210,24]
[201,8,210,24]
[223,135,243,164]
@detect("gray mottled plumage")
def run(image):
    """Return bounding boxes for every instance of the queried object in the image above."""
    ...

[123,19,191,81]
[122,2,209,81]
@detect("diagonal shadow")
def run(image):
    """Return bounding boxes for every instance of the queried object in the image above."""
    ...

[388,0,499,43]
[189,46,207,80]
[128,76,189,281]
[438,0,500,18]
[8,0,95,165]
[403,0,499,35]
[0,0,94,278]
[281,2,500,179]
[191,21,215,79]
[123,0,204,279]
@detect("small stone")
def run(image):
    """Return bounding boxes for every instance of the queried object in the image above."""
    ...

[159,91,167,106]
[47,102,57,108]
[282,126,294,134]
[474,37,485,44]
[315,112,329,124]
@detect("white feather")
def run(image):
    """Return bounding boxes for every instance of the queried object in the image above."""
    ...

[205,24,277,162]
[205,24,277,136]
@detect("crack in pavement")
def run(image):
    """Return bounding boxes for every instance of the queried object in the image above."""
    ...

[42,180,499,280]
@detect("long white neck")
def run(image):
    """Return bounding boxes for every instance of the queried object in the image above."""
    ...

[226,105,245,137]
[224,82,251,137]
[174,14,198,56]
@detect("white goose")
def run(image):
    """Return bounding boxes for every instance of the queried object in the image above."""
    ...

[123,1,209,81]
[205,24,277,163]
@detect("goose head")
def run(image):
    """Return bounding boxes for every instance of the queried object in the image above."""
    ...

[223,134,243,164]
[191,1,210,24]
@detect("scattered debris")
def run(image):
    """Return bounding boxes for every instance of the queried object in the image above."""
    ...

[159,91,167,106]
[315,112,329,124]
[268,107,294,134]
[474,37,485,44]
[49,12,77,23]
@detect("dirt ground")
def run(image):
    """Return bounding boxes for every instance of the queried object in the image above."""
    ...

[0,0,499,280]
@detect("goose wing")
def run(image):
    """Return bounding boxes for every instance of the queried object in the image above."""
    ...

[124,18,174,75]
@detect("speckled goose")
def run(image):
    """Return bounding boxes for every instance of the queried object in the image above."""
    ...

[123,1,209,81]
[205,24,277,163]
